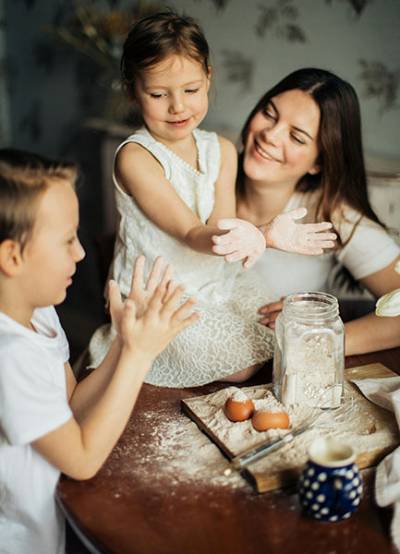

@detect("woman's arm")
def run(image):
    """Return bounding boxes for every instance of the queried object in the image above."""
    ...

[116,141,235,255]
[344,256,400,355]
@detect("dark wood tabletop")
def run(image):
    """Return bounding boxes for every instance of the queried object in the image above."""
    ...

[58,340,400,554]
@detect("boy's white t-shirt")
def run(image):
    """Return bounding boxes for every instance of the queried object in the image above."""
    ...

[0,306,72,554]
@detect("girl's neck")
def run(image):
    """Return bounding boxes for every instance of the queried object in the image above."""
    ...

[238,177,296,225]
[146,127,199,170]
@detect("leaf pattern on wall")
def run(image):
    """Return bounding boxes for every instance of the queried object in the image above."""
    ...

[194,0,232,10]
[358,60,400,113]
[325,0,372,16]
[221,50,254,91]
[256,0,306,43]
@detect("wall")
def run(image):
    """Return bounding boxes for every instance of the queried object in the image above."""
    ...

[0,0,10,145]
[2,0,400,162]
[173,0,400,162]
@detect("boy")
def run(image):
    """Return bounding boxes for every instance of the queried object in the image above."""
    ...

[0,148,197,554]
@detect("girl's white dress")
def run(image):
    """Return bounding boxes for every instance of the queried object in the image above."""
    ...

[88,127,274,387]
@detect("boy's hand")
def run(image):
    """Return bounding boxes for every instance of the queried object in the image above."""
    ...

[130,255,172,317]
[212,218,266,268]
[108,256,172,335]
[264,208,336,255]
[119,282,198,359]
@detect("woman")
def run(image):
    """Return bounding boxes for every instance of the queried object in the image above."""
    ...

[236,68,400,355]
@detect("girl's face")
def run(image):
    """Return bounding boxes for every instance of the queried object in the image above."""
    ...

[243,89,321,188]
[134,54,210,145]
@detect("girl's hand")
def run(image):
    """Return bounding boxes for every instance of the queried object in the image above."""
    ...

[119,283,199,358]
[212,218,266,268]
[258,299,284,329]
[265,208,337,255]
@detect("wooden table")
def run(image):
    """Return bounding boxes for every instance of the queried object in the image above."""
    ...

[58,346,400,554]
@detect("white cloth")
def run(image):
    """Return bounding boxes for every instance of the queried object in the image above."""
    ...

[251,191,400,300]
[0,306,72,554]
[351,376,400,552]
[89,127,274,387]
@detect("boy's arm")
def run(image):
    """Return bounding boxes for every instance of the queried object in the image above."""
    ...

[34,342,152,480]
[64,336,122,421]
[65,257,172,422]
[33,285,197,480]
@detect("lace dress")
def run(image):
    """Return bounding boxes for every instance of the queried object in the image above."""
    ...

[88,127,274,387]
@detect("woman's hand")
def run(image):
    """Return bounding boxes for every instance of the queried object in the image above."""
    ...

[258,299,284,329]
[264,208,337,255]
[212,218,266,268]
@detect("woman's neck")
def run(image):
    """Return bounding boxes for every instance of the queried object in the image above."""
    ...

[238,177,296,226]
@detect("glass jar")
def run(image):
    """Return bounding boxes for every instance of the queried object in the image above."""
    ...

[273,292,344,409]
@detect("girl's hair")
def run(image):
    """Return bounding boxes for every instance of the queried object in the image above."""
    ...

[238,67,383,243]
[0,148,77,252]
[121,11,210,98]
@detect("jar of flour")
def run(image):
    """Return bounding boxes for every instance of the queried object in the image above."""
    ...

[273,292,344,409]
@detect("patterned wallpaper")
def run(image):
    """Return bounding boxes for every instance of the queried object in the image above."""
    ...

[1,0,399,160]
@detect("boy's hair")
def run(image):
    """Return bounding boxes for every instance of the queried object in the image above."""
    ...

[121,11,210,98]
[0,148,77,252]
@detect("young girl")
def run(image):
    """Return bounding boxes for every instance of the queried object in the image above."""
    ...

[0,148,196,554]
[88,13,336,387]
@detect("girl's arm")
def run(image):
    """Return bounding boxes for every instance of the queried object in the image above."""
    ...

[344,256,400,355]
[206,136,237,224]
[116,141,235,255]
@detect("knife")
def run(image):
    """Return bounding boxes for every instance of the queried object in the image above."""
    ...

[229,417,318,471]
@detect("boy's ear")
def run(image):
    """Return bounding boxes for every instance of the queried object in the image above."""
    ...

[0,239,24,276]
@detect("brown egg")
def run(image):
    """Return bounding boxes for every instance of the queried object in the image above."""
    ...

[252,410,290,432]
[224,396,254,422]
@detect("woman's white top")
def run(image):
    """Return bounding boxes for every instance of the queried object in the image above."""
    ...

[251,190,400,300]
[89,128,274,387]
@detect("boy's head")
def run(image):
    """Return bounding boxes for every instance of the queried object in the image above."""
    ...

[0,148,85,308]
[0,149,77,252]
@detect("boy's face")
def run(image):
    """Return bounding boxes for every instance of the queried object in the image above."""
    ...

[21,180,85,307]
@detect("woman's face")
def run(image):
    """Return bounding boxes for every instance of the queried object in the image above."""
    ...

[243,89,321,187]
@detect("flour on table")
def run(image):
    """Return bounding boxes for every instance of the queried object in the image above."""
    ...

[183,383,399,478]
[103,398,248,494]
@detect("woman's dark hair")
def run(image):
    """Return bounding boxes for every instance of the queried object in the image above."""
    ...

[121,11,210,98]
[238,68,383,244]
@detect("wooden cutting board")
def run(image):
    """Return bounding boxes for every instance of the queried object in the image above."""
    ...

[181,363,399,493]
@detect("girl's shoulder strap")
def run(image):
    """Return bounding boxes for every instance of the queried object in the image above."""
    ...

[193,128,221,178]
[114,127,172,180]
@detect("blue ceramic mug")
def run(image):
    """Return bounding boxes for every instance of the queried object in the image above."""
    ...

[298,436,363,522]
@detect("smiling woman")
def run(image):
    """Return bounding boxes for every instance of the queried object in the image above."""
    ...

[236,68,400,356]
